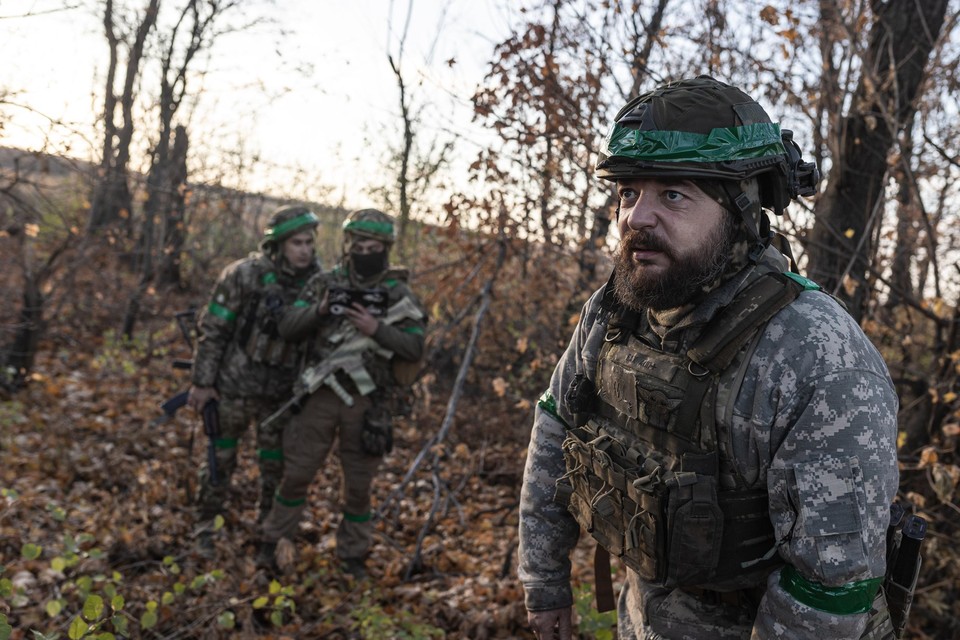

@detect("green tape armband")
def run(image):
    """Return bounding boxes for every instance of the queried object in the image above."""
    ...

[214,438,238,449]
[257,448,283,461]
[342,510,372,523]
[261,271,277,285]
[293,299,311,307]
[603,122,786,163]
[207,302,237,322]
[537,391,569,428]
[783,272,821,291]
[780,565,882,615]
[402,326,424,335]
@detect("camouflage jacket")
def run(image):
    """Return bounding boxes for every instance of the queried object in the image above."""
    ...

[518,247,899,638]
[278,264,426,391]
[191,251,319,399]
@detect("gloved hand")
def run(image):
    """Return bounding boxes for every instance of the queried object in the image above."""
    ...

[528,607,573,640]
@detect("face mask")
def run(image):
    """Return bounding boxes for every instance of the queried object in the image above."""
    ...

[351,250,387,278]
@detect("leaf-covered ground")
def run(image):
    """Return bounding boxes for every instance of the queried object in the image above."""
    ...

[0,324,595,639]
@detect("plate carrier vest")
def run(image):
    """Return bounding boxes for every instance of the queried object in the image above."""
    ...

[556,268,809,591]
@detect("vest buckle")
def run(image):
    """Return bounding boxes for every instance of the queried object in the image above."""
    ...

[687,360,710,378]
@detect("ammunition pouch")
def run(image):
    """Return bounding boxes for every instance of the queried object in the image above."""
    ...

[360,405,393,457]
[245,287,301,368]
[558,423,779,587]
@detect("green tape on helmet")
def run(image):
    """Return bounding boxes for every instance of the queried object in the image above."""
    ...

[265,212,320,242]
[602,122,786,164]
[343,219,394,237]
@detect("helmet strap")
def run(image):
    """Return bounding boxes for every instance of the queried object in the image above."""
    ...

[720,182,768,264]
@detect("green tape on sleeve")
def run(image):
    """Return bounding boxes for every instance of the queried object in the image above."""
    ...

[780,565,882,615]
[207,302,237,322]
[537,391,569,428]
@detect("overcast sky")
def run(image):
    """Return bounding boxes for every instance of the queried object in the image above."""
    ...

[1,0,515,208]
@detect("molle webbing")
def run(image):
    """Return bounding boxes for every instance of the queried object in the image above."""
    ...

[567,270,805,596]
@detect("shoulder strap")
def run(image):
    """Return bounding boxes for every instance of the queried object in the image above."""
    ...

[687,272,803,373]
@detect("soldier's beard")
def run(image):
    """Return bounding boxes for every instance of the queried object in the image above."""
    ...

[613,215,735,312]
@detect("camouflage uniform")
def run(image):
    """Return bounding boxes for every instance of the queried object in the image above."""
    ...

[259,209,426,566]
[518,77,900,639]
[192,206,321,526]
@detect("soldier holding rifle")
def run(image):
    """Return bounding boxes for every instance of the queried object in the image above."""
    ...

[257,209,426,578]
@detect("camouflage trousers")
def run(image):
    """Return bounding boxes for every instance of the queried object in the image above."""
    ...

[260,388,382,560]
[196,394,289,525]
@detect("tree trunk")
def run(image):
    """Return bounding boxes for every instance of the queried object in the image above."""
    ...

[806,0,949,320]
[158,125,189,287]
[0,274,44,392]
[87,0,160,236]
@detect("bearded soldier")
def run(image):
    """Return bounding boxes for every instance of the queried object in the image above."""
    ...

[188,205,322,555]
[519,77,900,639]
[258,208,426,578]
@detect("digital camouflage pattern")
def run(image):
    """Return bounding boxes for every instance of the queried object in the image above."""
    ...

[518,247,899,639]
[192,251,320,522]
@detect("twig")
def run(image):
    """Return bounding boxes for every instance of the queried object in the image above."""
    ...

[378,234,508,517]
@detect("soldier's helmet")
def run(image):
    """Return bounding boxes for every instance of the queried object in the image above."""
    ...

[260,205,320,250]
[595,75,819,214]
[342,208,396,247]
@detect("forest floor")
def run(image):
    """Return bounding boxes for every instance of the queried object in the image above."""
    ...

[0,309,608,639]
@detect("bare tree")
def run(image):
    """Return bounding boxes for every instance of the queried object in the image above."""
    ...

[806,0,951,320]
[381,0,455,260]
[87,0,160,235]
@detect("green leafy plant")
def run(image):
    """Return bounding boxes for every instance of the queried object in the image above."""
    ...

[349,592,444,639]
[252,579,297,627]
[574,584,617,640]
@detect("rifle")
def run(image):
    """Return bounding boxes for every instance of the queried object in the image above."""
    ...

[260,295,424,432]
[153,307,197,425]
[201,399,221,485]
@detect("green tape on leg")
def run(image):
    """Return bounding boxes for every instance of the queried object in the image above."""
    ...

[274,492,306,507]
[342,510,371,523]
[257,448,283,461]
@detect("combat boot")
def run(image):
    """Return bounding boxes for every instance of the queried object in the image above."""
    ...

[340,556,367,579]
[256,541,279,574]
[195,531,215,559]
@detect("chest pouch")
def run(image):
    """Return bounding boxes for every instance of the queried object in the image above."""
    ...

[246,283,301,368]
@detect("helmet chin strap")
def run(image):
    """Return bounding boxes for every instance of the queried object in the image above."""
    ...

[720,181,769,264]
